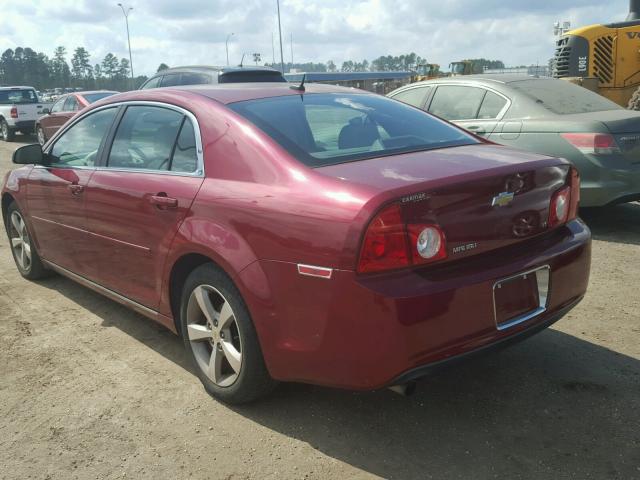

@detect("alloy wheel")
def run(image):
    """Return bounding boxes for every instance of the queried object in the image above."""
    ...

[186,285,243,387]
[1,122,7,140]
[9,211,32,272]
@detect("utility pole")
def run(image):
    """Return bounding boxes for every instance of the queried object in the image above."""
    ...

[117,3,134,89]
[290,33,294,69]
[276,0,285,73]
[226,33,235,66]
[271,32,275,65]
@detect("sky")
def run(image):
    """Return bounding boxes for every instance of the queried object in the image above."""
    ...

[0,0,632,76]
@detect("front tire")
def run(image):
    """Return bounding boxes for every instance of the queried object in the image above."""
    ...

[628,86,640,110]
[180,263,276,404]
[5,201,50,280]
[1,120,15,142]
[36,125,46,145]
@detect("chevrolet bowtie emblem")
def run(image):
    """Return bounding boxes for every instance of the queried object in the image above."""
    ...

[492,191,515,207]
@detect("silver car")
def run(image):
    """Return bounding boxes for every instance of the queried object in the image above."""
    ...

[389,75,640,207]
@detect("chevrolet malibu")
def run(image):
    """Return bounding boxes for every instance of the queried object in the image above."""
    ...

[2,84,591,404]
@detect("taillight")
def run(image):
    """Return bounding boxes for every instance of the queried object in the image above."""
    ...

[10,107,18,119]
[548,186,571,228]
[561,133,620,155]
[357,204,447,273]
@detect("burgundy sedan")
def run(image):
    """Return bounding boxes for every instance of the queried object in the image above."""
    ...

[36,91,118,145]
[2,84,591,403]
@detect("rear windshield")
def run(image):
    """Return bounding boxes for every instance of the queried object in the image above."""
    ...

[219,71,286,83]
[510,79,622,115]
[82,92,117,104]
[229,93,478,167]
[0,89,38,105]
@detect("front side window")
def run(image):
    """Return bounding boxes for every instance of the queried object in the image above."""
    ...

[49,108,117,167]
[428,86,485,121]
[161,74,181,87]
[390,86,432,108]
[229,93,478,167]
[63,96,79,112]
[179,73,211,86]
[141,76,161,89]
[51,97,66,113]
[107,106,184,171]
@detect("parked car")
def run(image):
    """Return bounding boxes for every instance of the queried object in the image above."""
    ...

[388,75,640,207]
[139,65,287,89]
[2,84,591,403]
[35,90,118,145]
[0,86,47,141]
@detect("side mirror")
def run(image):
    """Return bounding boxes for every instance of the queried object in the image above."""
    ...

[13,144,44,165]
[42,108,50,115]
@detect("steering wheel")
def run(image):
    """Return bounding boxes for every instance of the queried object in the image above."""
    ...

[128,145,149,166]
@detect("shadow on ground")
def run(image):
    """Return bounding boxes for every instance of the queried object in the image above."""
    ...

[38,272,640,480]
[580,202,640,246]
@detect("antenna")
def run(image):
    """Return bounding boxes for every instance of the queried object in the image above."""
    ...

[290,73,306,92]
[239,53,246,67]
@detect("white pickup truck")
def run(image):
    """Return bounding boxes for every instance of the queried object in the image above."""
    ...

[0,86,46,142]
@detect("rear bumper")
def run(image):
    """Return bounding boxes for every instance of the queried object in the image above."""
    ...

[576,154,640,207]
[10,120,36,131]
[241,219,591,390]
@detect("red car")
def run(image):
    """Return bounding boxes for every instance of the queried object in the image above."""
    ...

[36,90,118,145]
[2,84,591,403]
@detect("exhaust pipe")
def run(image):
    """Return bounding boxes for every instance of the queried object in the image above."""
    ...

[628,0,640,20]
[388,382,417,397]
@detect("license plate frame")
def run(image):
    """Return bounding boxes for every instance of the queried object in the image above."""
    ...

[493,266,550,331]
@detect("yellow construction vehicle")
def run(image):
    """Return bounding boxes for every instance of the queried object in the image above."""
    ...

[553,0,640,109]
[449,61,474,76]
[413,63,441,82]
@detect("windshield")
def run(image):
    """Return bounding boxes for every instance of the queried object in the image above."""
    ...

[0,89,38,105]
[510,79,622,115]
[219,71,286,83]
[82,92,117,103]
[229,93,478,167]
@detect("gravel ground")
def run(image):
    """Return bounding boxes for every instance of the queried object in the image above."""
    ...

[0,134,638,480]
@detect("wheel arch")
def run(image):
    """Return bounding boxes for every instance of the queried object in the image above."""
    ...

[1,192,15,226]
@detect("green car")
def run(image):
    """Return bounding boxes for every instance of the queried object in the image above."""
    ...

[388,75,640,207]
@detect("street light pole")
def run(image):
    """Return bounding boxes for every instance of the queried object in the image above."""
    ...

[276,0,285,73]
[226,33,235,66]
[117,3,134,89]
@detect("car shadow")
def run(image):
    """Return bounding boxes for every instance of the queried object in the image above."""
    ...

[580,202,640,246]
[38,274,640,479]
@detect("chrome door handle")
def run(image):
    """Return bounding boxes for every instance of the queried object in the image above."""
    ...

[467,125,487,135]
[150,194,178,209]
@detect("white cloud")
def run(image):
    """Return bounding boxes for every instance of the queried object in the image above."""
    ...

[0,0,631,76]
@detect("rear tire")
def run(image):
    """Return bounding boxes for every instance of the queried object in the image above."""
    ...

[1,120,14,142]
[628,86,640,110]
[5,201,50,280]
[179,263,277,404]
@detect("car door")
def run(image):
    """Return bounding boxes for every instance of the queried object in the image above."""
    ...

[83,103,204,309]
[26,107,118,273]
[41,96,66,138]
[427,85,505,137]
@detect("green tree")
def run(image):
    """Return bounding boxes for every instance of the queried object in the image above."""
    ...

[157,63,169,72]
[71,47,92,87]
[101,53,119,79]
[51,46,70,87]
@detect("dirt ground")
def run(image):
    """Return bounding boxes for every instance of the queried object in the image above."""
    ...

[0,133,638,480]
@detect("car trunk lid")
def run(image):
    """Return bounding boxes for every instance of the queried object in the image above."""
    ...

[317,144,570,262]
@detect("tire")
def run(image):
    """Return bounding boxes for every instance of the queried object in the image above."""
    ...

[179,263,277,404]
[628,86,640,110]
[36,125,46,145]
[1,120,15,142]
[5,201,50,280]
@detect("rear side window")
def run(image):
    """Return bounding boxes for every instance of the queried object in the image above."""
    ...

[82,92,117,103]
[390,86,431,108]
[229,93,478,167]
[171,120,199,172]
[477,91,508,119]
[429,86,485,121]
[180,73,211,86]
[108,106,183,171]
[49,108,117,167]
[51,97,66,113]
[141,76,162,89]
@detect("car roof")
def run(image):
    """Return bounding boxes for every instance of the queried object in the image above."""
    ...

[416,74,555,85]
[75,90,119,95]
[155,65,280,75]
[105,82,369,106]
[0,86,36,90]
